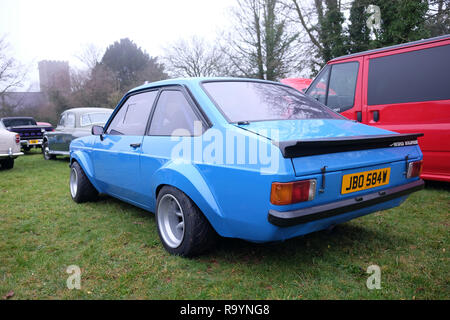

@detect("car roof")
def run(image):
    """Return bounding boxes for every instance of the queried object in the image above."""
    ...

[0,116,35,121]
[62,107,113,115]
[128,77,288,94]
[330,34,450,62]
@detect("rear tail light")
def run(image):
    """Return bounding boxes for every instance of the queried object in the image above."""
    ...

[270,179,316,205]
[15,134,20,144]
[407,160,423,179]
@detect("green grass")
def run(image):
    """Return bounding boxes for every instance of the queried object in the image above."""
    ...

[0,151,448,299]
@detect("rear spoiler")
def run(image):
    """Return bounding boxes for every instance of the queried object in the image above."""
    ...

[274,133,423,158]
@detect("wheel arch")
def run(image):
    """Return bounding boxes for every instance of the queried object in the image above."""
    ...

[151,162,230,237]
[70,150,102,193]
[42,132,54,147]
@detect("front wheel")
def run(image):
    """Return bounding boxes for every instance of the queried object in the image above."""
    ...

[156,186,217,257]
[43,141,55,160]
[0,158,14,169]
[70,161,98,203]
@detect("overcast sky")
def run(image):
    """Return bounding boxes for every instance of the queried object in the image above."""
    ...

[0,0,235,90]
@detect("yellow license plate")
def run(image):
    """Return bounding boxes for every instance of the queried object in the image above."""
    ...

[29,140,39,145]
[341,168,391,194]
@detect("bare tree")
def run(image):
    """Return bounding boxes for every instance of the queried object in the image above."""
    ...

[0,35,30,116]
[69,64,118,109]
[163,36,227,77]
[70,67,90,92]
[281,0,353,75]
[222,0,299,80]
[0,36,28,97]
[426,0,450,36]
[75,43,104,70]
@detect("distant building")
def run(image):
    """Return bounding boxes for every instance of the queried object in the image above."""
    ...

[0,60,71,114]
[0,92,49,110]
[38,60,71,92]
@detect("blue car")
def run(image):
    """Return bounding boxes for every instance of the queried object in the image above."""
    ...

[69,78,424,256]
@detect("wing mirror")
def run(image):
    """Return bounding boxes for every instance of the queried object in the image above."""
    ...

[91,125,104,136]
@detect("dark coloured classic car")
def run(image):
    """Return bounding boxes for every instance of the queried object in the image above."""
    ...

[0,117,54,151]
[43,108,113,160]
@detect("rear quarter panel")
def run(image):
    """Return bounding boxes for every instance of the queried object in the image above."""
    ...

[139,125,295,241]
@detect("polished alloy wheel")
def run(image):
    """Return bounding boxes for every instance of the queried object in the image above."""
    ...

[70,167,78,198]
[157,194,185,248]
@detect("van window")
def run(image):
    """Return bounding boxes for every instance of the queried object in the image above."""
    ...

[326,62,359,112]
[306,65,330,105]
[368,44,450,105]
[306,62,359,113]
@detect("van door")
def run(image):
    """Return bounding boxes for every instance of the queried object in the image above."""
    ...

[306,57,364,122]
[362,41,450,181]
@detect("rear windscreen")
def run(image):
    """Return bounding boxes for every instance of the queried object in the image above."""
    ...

[2,118,37,127]
[368,44,450,105]
[202,81,342,123]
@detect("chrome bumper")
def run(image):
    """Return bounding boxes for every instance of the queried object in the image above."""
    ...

[0,147,24,159]
[20,139,43,147]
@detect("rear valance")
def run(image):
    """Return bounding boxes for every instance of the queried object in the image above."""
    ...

[274,133,423,158]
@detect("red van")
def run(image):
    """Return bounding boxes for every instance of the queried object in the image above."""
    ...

[280,78,312,92]
[305,34,450,182]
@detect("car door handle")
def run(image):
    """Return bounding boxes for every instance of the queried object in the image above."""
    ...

[130,143,141,148]
[373,110,380,122]
[356,111,362,122]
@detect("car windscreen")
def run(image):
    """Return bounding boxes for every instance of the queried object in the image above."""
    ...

[2,118,37,127]
[80,112,112,127]
[202,81,342,123]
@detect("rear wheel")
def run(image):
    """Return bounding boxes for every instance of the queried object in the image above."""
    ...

[70,161,98,203]
[23,146,30,152]
[42,141,55,160]
[156,186,217,257]
[0,158,14,169]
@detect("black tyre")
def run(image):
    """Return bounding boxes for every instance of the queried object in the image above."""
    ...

[42,141,56,160]
[70,161,98,203]
[156,186,217,257]
[0,158,14,169]
[23,146,30,152]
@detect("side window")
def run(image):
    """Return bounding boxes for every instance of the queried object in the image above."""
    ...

[306,66,330,105]
[58,114,66,127]
[107,91,158,135]
[148,90,201,136]
[81,114,91,126]
[66,113,76,128]
[326,62,359,112]
[306,62,359,113]
[368,44,450,105]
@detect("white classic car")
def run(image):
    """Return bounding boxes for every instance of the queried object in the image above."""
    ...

[0,121,23,169]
